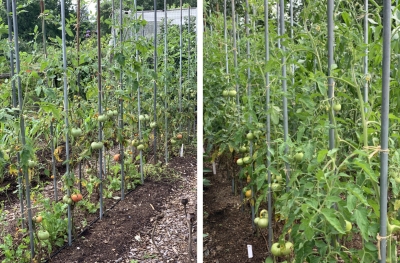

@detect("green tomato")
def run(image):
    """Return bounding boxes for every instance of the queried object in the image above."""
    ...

[228,90,237,97]
[106,110,114,117]
[333,103,341,112]
[171,139,177,145]
[28,160,36,168]
[281,242,293,256]
[139,115,145,121]
[62,195,72,205]
[243,156,251,164]
[137,144,145,150]
[97,115,108,122]
[38,230,50,240]
[131,139,139,146]
[91,142,103,150]
[239,146,248,153]
[112,110,118,116]
[294,152,304,162]
[71,128,82,137]
[345,220,352,233]
[257,218,268,229]
[246,132,254,140]
[271,183,281,192]
[150,122,157,128]
[254,217,260,225]
[222,90,229,97]
[236,158,244,166]
[144,114,150,121]
[271,243,282,257]
[276,175,283,183]
[264,256,274,263]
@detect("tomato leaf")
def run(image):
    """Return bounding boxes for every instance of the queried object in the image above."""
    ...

[346,194,357,213]
[320,208,345,234]
[317,149,328,163]
[256,173,265,191]
[354,207,369,241]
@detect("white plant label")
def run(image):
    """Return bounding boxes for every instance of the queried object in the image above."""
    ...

[212,162,216,174]
[180,144,184,157]
[247,244,253,258]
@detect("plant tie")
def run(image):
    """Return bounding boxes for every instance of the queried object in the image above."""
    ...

[376,233,391,260]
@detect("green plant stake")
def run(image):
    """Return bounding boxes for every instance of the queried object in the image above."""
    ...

[6,0,25,231]
[279,0,290,192]
[264,0,272,250]
[60,0,73,245]
[379,1,392,261]
[164,0,169,164]
[119,0,125,200]
[96,0,104,220]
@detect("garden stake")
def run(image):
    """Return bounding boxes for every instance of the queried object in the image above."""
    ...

[279,0,290,192]
[236,14,240,55]
[119,0,125,200]
[50,123,58,200]
[379,0,392,261]
[164,0,169,164]
[186,7,191,145]
[327,0,335,151]
[231,0,239,108]
[363,0,369,112]
[6,0,25,229]
[60,0,73,245]
[244,0,255,229]
[264,0,273,251]
[96,0,104,220]
[153,0,158,163]
[134,0,144,184]
[178,0,183,134]
[11,0,35,256]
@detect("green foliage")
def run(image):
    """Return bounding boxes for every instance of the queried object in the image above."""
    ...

[204,1,400,262]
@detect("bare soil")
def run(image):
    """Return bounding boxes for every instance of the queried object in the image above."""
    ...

[0,147,197,263]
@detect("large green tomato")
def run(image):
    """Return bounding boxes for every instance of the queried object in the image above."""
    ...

[38,230,50,240]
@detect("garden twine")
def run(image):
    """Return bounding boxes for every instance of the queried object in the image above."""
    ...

[376,233,392,260]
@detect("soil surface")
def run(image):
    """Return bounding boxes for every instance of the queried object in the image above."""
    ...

[0,147,197,263]
[50,153,197,263]
[203,169,269,263]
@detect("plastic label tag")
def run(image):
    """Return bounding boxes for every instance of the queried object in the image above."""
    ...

[247,244,253,258]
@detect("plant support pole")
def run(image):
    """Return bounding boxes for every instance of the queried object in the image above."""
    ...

[153,0,158,163]
[363,0,369,111]
[12,1,36,255]
[60,0,73,245]
[164,0,168,163]
[232,0,239,110]
[179,0,183,132]
[245,0,255,228]
[327,0,335,150]
[135,0,144,183]
[119,0,125,200]
[96,0,104,220]
[7,0,25,230]
[279,0,290,191]
[264,0,272,250]
[379,1,391,262]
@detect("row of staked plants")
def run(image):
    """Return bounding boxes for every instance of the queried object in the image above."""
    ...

[0,2,196,262]
[204,0,400,262]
